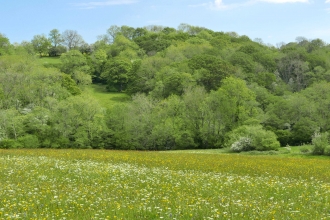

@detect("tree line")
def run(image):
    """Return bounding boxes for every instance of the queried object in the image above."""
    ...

[1,24,330,153]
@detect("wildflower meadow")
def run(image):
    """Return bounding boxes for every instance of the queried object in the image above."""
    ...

[1,149,330,219]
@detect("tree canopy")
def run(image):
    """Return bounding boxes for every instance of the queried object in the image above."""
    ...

[1,24,330,151]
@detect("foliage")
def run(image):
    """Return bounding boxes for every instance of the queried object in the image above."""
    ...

[48,45,67,57]
[60,50,90,74]
[101,56,132,92]
[226,125,280,151]
[0,33,12,56]
[31,34,51,56]
[2,25,330,151]
[48,29,63,48]
[230,136,253,152]
[60,50,91,85]
[0,139,21,149]
[17,134,40,148]
[311,132,329,155]
[188,54,236,91]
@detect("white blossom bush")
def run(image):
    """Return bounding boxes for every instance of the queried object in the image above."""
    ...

[230,137,253,152]
[226,125,280,152]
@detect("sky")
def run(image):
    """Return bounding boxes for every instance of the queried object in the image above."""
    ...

[1,0,330,46]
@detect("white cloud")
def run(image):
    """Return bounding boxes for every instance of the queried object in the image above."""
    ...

[207,0,253,10]
[213,0,227,9]
[325,1,330,12]
[257,0,309,3]
[207,0,310,10]
[73,0,138,9]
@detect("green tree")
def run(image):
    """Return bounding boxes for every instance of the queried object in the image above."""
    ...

[108,94,156,150]
[151,67,194,98]
[182,78,259,148]
[48,45,67,57]
[152,95,196,150]
[277,57,309,91]
[60,50,91,85]
[101,56,132,92]
[53,95,106,148]
[182,86,208,147]
[31,35,51,56]
[0,33,12,56]
[134,32,171,56]
[0,109,25,141]
[302,81,330,132]
[229,51,256,74]
[189,54,236,91]
[127,56,172,94]
[18,41,35,55]
[120,25,135,40]
[106,25,121,43]
[0,55,76,111]
[48,29,63,48]
[264,92,318,146]
[206,77,259,138]
[108,34,141,58]
[90,49,107,82]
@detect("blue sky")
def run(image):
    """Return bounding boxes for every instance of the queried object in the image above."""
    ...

[1,0,330,46]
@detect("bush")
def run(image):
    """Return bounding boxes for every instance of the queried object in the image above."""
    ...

[18,135,40,148]
[300,146,311,154]
[324,145,330,156]
[230,137,252,152]
[311,132,328,155]
[0,139,22,149]
[227,125,280,152]
[258,136,281,151]
[275,129,293,146]
[51,137,70,149]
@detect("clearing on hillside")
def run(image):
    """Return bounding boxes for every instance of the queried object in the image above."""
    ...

[83,84,131,109]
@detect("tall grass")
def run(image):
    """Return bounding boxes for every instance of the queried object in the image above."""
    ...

[1,149,330,219]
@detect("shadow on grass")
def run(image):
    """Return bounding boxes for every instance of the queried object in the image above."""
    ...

[91,84,108,93]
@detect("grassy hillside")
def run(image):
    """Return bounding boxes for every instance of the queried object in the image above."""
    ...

[83,84,131,109]
[36,56,131,109]
[38,56,62,68]
[38,56,61,64]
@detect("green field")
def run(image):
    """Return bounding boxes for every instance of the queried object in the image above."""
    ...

[38,56,62,64]
[1,149,330,219]
[82,84,131,109]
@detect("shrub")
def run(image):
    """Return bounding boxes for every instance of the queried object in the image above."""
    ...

[0,139,22,149]
[275,129,292,146]
[227,125,280,152]
[18,135,40,148]
[51,137,70,149]
[300,146,311,154]
[230,137,252,152]
[311,132,328,155]
[324,145,330,156]
[258,136,281,151]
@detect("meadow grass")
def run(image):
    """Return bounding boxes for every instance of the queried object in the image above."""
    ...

[1,149,330,219]
[82,84,131,109]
